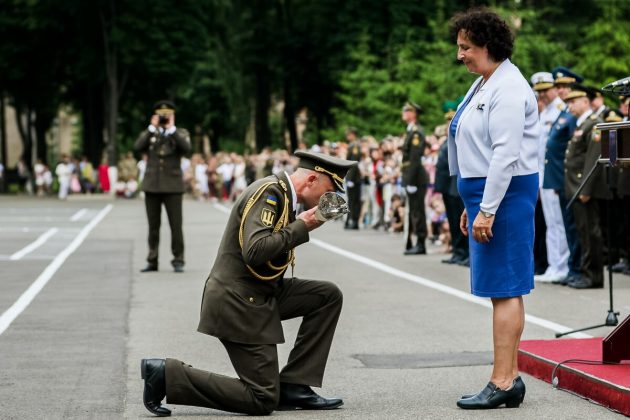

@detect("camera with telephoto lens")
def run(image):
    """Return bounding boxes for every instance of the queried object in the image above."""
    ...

[157,114,170,126]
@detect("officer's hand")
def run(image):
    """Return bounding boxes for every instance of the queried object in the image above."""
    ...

[150,114,159,127]
[579,194,591,203]
[459,208,468,236]
[297,207,325,231]
[165,113,175,129]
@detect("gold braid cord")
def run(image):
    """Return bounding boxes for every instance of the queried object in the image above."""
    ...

[239,182,294,281]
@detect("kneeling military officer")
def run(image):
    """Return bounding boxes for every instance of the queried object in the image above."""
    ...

[141,151,357,416]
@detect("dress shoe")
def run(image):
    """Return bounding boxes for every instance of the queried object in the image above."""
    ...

[173,264,184,273]
[457,257,470,267]
[404,244,426,255]
[534,271,567,283]
[141,264,158,273]
[457,376,525,409]
[141,359,171,417]
[568,277,602,289]
[278,383,343,410]
[441,256,460,264]
[610,260,628,273]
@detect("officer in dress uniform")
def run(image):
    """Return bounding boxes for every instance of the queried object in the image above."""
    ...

[344,127,362,230]
[564,88,610,289]
[600,108,630,276]
[435,104,469,266]
[140,151,356,417]
[551,66,584,101]
[613,96,630,275]
[584,86,610,120]
[401,100,429,255]
[531,72,579,284]
[134,100,191,273]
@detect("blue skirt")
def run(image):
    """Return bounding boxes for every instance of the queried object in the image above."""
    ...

[457,174,538,298]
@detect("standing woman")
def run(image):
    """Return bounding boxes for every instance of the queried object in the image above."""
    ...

[447,9,540,409]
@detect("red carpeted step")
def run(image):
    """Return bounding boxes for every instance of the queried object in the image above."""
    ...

[518,338,630,416]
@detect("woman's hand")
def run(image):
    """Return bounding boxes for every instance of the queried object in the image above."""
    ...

[472,212,494,243]
[459,209,468,236]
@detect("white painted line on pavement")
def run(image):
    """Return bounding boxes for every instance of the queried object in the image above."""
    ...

[213,202,590,338]
[9,228,59,260]
[70,208,88,221]
[309,238,591,339]
[0,204,113,336]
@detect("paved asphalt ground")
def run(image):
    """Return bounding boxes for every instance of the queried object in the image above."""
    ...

[0,195,628,419]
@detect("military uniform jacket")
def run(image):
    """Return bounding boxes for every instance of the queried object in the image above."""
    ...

[542,109,576,191]
[401,123,428,187]
[197,172,309,344]
[564,115,610,200]
[134,127,191,193]
[345,141,362,186]
[434,142,458,197]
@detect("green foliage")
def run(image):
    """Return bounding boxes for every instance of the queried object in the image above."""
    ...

[3,0,630,166]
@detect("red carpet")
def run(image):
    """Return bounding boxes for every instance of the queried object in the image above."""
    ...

[518,338,630,416]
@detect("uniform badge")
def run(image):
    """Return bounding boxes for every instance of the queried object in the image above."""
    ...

[266,195,277,206]
[261,208,275,227]
[353,146,359,154]
[412,135,420,146]
[279,180,288,192]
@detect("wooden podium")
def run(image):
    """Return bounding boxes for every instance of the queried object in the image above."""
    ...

[597,121,630,164]
[603,315,630,363]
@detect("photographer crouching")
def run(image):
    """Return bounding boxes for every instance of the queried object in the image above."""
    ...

[134,100,191,273]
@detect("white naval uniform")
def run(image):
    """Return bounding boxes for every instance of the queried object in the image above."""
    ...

[538,97,569,280]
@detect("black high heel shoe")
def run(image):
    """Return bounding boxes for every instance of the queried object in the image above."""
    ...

[457,376,525,409]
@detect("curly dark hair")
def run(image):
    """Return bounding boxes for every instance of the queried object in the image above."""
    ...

[449,8,514,62]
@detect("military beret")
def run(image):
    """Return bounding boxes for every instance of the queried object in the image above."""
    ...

[402,100,422,114]
[442,100,459,113]
[551,66,584,85]
[531,72,555,91]
[295,150,358,193]
[153,100,176,114]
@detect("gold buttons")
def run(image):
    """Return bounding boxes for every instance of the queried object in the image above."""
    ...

[249,297,255,303]
[577,173,582,178]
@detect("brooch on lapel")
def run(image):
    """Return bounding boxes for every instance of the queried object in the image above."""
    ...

[476,103,485,111]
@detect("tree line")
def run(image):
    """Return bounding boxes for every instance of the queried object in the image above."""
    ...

[1,0,629,171]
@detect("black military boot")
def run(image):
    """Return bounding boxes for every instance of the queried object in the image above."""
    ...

[404,243,426,255]
[278,383,343,410]
[140,264,158,273]
[141,359,171,417]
